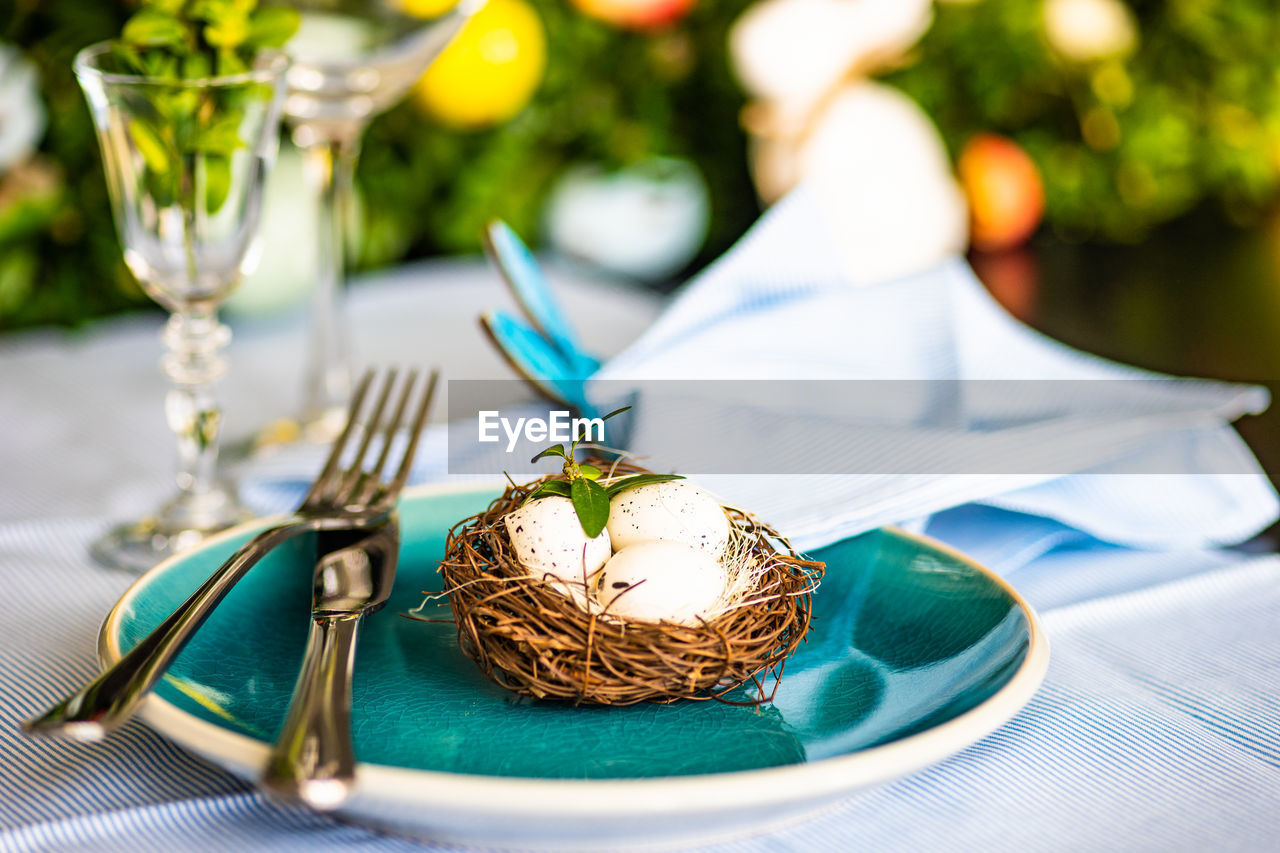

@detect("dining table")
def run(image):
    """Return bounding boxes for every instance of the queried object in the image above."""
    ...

[3,256,1280,852]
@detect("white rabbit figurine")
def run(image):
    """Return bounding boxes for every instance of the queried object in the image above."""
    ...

[729,0,968,284]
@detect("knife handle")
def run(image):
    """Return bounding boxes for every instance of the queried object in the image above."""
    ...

[24,521,310,741]
[262,612,361,811]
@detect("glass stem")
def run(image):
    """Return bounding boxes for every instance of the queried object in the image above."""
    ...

[302,133,363,425]
[161,310,231,506]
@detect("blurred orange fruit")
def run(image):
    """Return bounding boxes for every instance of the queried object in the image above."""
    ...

[958,133,1046,251]
[412,0,546,129]
[570,0,696,30]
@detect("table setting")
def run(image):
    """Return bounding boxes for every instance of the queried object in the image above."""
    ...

[5,1,1280,851]
[6,173,1280,849]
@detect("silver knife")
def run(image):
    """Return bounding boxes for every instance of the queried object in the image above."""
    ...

[261,519,400,810]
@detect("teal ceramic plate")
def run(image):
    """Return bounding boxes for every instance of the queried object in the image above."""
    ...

[101,482,1048,850]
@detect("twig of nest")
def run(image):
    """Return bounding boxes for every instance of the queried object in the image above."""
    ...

[430,462,824,706]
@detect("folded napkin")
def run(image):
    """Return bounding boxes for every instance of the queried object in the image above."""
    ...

[584,183,1278,561]
[242,182,1278,570]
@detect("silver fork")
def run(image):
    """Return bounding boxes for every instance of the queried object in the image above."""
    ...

[24,367,439,741]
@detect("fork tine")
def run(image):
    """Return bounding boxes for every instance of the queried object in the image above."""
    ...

[302,370,374,506]
[367,368,419,483]
[344,369,419,508]
[386,369,440,498]
[332,368,399,505]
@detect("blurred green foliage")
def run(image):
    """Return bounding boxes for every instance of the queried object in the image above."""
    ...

[4,0,1280,330]
[354,1,758,269]
[0,0,758,331]
[1,1,132,328]
[889,0,1280,243]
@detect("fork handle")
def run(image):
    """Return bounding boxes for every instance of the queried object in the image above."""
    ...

[262,613,361,810]
[23,521,310,740]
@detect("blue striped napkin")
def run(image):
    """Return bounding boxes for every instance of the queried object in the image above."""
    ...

[588,184,1280,556]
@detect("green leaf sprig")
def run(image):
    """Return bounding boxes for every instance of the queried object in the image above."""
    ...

[523,406,683,538]
[114,0,299,81]
[108,0,299,215]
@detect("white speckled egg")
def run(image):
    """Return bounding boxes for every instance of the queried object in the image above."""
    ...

[503,496,611,586]
[596,541,727,625]
[607,481,731,558]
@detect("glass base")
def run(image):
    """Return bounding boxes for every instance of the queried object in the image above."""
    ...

[90,483,253,574]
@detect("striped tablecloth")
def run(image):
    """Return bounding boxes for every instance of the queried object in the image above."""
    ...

[3,260,1279,852]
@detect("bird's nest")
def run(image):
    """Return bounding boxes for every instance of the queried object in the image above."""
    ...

[427,463,824,706]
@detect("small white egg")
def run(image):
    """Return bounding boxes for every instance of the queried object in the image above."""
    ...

[504,496,611,588]
[607,481,731,558]
[596,541,727,625]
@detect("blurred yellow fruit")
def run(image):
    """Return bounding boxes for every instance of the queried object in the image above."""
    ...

[400,0,460,17]
[413,0,546,128]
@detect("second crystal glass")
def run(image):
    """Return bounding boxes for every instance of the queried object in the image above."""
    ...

[260,0,483,447]
[75,43,289,573]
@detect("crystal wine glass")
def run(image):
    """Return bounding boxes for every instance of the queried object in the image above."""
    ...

[75,43,289,573]
[252,0,484,449]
